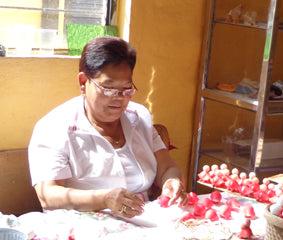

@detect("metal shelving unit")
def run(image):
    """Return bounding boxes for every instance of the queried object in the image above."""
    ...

[190,0,283,192]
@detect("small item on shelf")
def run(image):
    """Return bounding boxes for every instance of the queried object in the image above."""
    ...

[227,178,240,192]
[225,4,244,24]
[233,138,283,159]
[235,78,259,98]
[243,11,257,26]
[270,80,283,99]
[217,83,237,92]
[269,174,283,185]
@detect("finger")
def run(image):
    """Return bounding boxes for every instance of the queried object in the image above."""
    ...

[122,191,145,213]
[178,189,189,206]
[123,192,145,208]
[169,189,187,206]
[119,204,143,218]
[169,194,179,206]
[177,195,189,207]
[124,191,145,204]
[168,188,182,205]
[122,199,144,214]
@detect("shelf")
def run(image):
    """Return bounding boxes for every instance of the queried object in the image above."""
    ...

[200,150,251,170]
[268,99,283,115]
[268,173,283,184]
[202,88,258,111]
[215,19,268,30]
[201,89,283,115]
[191,0,283,193]
[200,150,283,171]
[197,181,267,200]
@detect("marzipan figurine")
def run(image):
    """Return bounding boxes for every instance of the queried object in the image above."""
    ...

[226,4,244,24]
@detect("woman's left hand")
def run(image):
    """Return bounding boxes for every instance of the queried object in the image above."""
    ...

[161,178,188,207]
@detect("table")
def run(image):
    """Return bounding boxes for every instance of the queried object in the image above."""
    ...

[0,192,267,240]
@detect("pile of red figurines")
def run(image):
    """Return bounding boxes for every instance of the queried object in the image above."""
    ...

[198,164,283,204]
[157,190,256,221]
[157,190,256,239]
[178,191,255,222]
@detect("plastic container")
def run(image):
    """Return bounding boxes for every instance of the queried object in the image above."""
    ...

[0,228,27,240]
[36,29,57,56]
[2,24,35,56]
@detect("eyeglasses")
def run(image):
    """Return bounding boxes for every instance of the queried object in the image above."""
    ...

[89,78,137,97]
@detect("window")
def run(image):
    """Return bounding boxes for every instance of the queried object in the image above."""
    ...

[0,0,116,56]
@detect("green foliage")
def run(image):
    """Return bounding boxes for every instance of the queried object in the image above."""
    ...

[66,24,118,56]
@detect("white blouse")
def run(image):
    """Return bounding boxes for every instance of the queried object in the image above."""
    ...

[116,143,143,192]
[28,96,166,196]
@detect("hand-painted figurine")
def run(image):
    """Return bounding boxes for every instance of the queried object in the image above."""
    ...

[226,4,244,24]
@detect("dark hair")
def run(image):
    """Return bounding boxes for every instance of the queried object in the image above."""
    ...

[79,36,136,78]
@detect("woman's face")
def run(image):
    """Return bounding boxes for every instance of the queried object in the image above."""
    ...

[81,63,134,124]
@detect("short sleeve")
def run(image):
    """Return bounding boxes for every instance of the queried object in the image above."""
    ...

[152,126,167,152]
[28,119,72,186]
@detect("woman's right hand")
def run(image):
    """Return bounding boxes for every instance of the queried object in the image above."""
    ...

[104,188,145,218]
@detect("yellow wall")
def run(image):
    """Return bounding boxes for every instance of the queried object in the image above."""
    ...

[0,1,206,189]
[128,0,206,187]
[0,58,80,149]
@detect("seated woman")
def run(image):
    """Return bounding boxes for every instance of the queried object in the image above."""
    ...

[28,36,188,218]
